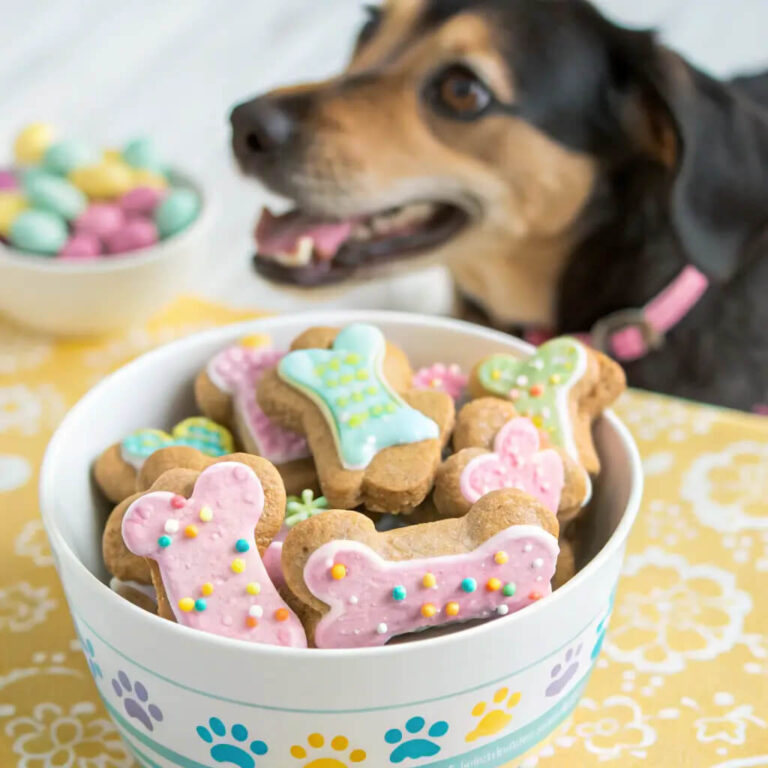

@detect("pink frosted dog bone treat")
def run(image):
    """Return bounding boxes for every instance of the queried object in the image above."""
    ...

[206,345,309,464]
[412,363,468,402]
[304,525,558,648]
[121,462,306,647]
[460,417,565,513]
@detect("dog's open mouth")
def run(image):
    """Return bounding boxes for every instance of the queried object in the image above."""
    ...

[253,201,469,286]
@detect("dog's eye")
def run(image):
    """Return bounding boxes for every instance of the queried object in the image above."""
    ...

[430,65,493,119]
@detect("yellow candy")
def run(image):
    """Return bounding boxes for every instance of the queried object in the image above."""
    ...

[0,192,29,237]
[131,168,168,190]
[69,161,134,199]
[239,333,270,349]
[178,597,195,612]
[231,558,246,573]
[14,123,56,164]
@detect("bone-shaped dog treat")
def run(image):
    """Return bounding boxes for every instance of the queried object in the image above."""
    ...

[460,417,564,512]
[469,337,626,474]
[258,323,454,512]
[283,488,559,648]
[434,401,589,524]
[204,344,310,464]
[121,461,306,647]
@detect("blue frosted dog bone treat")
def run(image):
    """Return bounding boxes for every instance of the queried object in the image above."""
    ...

[278,323,439,469]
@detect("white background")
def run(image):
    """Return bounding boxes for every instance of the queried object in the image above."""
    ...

[2,0,767,315]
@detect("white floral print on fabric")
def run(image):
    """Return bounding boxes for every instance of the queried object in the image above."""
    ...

[0,326,52,375]
[0,582,57,632]
[574,696,657,762]
[0,384,66,436]
[0,454,32,492]
[14,519,54,567]
[614,391,719,442]
[606,548,752,674]
[694,698,766,746]
[4,701,133,768]
[681,441,768,532]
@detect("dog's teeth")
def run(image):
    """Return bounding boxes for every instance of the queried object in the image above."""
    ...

[273,236,314,267]
[352,223,373,240]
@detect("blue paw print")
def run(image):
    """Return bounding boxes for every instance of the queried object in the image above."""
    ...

[385,716,449,763]
[83,637,102,679]
[196,718,268,768]
[591,587,617,661]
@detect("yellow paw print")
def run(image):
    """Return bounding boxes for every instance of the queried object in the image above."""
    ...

[465,687,522,743]
[290,733,366,767]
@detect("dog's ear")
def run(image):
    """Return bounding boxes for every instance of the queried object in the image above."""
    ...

[612,30,768,281]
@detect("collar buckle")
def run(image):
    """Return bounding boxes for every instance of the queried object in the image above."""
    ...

[590,309,664,360]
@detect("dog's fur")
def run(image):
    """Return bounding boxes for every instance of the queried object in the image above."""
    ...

[232,0,768,410]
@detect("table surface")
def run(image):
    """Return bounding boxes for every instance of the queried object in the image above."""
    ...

[1,296,767,768]
[2,0,768,317]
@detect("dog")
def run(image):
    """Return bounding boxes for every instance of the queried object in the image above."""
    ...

[230,0,768,411]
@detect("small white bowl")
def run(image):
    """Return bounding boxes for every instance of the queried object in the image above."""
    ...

[0,174,212,336]
[40,311,642,768]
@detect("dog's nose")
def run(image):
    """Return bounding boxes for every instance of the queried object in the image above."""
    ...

[230,97,296,156]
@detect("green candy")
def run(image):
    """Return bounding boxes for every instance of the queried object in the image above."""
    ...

[43,140,97,175]
[23,172,86,221]
[10,210,68,254]
[154,188,200,238]
[122,137,164,172]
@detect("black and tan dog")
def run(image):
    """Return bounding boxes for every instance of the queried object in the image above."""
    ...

[231,0,768,410]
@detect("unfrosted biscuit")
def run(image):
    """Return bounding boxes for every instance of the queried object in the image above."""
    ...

[282,488,559,647]
[92,417,235,504]
[468,337,625,474]
[194,340,317,496]
[257,323,454,513]
[434,399,589,524]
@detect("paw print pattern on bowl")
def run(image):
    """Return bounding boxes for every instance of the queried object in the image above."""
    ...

[545,643,582,697]
[465,687,522,743]
[81,635,102,679]
[196,717,268,768]
[110,671,163,731]
[289,733,366,766]
[385,716,449,763]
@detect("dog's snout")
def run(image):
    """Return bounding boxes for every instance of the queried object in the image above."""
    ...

[230,96,298,159]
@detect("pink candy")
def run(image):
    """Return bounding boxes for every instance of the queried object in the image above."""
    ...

[57,232,102,260]
[0,170,18,190]
[119,186,165,216]
[74,203,125,239]
[104,218,158,254]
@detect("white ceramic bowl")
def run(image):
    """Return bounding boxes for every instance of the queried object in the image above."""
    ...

[40,311,642,768]
[0,174,212,336]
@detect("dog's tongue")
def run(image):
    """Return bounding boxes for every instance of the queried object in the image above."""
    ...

[256,208,353,260]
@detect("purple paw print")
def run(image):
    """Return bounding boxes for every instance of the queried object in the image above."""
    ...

[111,671,163,731]
[545,644,581,697]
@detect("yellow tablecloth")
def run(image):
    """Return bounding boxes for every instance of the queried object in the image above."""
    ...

[1,297,766,767]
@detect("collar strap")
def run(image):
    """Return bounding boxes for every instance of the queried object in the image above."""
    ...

[522,265,709,362]
[589,265,709,361]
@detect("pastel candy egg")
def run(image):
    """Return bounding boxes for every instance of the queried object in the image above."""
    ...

[74,203,125,239]
[9,209,68,254]
[58,232,102,260]
[0,192,29,236]
[43,140,98,176]
[0,171,18,190]
[70,161,134,199]
[14,123,56,164]
[24,172,87,221]
[122,138,164,172]
[104,217,158,254]
[154,188,200,238]
[120,186,165,216]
